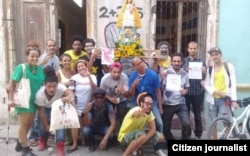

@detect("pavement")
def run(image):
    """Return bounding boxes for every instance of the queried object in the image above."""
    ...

[0,123,169,156]
[0,87,201,156]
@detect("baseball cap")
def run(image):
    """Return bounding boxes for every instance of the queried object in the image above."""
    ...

[208,47,222,54]
[92,88,106,96]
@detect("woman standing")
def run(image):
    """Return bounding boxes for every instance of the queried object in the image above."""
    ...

[7,41,45,156]
[66,60,97,153]
[56,53,75,87]
[56,53,75,145]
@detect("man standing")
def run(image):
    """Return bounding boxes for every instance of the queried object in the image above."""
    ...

[38,39,60,71]
[118,92,166,156]
[79,38,109,86]
[204,47,238,122]
[150,41,172,75]
[83,88,116,152]
[182,41,207,139]
[64,35,86,71]
[162,53,191,140]
[128,57,164,153]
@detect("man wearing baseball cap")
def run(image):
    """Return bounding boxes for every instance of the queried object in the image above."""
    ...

[204,47,238,139]
[83,88,116,152]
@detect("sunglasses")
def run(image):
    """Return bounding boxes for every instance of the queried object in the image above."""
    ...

[94,95,105,100]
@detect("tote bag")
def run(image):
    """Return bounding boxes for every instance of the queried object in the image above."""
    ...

[50,99,80,132]
[14,64,31,108]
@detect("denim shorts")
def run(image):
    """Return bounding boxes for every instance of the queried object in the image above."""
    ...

[209,98,232,120]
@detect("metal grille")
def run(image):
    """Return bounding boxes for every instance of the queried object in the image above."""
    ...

[156,0,208,59]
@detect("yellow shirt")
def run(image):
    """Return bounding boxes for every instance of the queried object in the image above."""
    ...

[117,106,155,142]
[64,50,86,70]
[157,56,171,68]
[214,67,227,98]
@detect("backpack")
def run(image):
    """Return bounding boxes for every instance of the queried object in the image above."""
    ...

[208,62,231,87]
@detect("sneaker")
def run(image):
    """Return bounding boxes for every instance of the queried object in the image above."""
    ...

[37,138,47,151]
[89,144,96,152]
[194,136,201,140]
[15,140,23,152]
[22,147,37,156]
[155,149,167,156]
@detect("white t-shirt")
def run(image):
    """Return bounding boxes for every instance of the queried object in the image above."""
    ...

[35,83,67,108]
[69,74,97,113]
[100,72,129,102]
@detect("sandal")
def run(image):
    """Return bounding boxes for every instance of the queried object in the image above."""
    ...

[29,140,38,147]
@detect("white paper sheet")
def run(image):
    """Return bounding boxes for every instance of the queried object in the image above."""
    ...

[166,74,181,91]
[188,62,202,79]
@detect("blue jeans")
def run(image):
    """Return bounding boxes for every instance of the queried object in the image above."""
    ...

[28,111,40,141]
[152,106,164,151]
[162,104,191,140]
[39,107,65,142]
[83,125,109,144]
[209,98,232,121]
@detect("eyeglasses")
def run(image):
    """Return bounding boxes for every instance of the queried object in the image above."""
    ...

[94,96,105,100]
[143,101,153,107]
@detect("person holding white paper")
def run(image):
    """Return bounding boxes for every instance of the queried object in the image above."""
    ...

[162,53,191,140]
[182,41,207,140]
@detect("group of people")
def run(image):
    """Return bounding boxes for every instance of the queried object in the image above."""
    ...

[7,36,238,156]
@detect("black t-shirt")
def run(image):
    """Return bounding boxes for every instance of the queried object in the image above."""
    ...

[80,55,103,86]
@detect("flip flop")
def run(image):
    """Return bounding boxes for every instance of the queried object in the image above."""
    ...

[66,147,78,153]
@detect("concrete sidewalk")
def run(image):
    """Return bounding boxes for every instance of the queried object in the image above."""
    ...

[0,123,168,156]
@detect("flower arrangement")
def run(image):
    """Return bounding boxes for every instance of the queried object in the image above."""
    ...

[114,38,143,60]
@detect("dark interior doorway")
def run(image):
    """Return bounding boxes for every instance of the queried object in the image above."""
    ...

[58,19,66,56]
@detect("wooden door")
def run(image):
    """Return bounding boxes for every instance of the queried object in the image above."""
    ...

[14,0,53,64]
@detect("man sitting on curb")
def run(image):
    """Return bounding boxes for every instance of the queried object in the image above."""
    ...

[83,88,116,152]
[117,92,167,156]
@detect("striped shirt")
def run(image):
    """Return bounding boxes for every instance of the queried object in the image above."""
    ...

[182,56,206,95]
